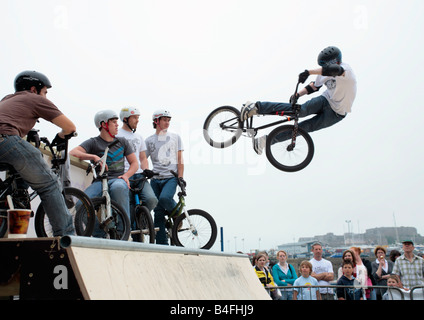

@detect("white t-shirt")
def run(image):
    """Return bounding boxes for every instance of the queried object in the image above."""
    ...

[116,128,147,174]
[145,131,184,178]
[310,257,334,294]
[314,62,357,116]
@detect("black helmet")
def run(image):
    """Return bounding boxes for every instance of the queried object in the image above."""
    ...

[317,46,342,67]
[14,70,52,93]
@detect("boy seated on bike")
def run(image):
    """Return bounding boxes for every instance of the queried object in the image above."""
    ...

[117,107,158,238]
[70,109,138,236]
[240,46,357,155]
[145,109,185,245]
[0,70,76,236]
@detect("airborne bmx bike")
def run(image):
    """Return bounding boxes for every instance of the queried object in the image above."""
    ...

[203,81,315,172]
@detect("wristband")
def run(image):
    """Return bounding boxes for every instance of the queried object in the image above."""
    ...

[305,84,315,94]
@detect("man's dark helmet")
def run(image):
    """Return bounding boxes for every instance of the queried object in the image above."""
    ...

[14,70,52,92]
[317,46,342,67]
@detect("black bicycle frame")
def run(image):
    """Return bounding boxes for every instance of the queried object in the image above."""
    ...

[242,81,302,147]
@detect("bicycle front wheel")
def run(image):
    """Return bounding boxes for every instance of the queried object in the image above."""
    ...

[172,209,217,250]
[265,124,314,172]
[133,205,155,244]
[86,197,131,240]
[34,187,95,237]
[203,106,243,148]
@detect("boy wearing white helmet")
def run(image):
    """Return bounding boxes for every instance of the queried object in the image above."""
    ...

[70,110,138,235]
[117,107,158,238]
[145,109,184,245]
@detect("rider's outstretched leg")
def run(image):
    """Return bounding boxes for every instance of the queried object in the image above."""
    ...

[240,101,258,121]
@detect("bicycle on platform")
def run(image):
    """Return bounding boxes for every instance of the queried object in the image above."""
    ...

[129,173,157,244]
[0,130,95,238]
[203,81,315,172]
[164,170,217,249]
[75,140,131,240]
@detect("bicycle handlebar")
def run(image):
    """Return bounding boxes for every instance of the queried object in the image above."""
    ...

[107,139,119,149]
[40,131,77,169]
[86,139,121,178]
[170,170,187,195]
[290,81,301,107]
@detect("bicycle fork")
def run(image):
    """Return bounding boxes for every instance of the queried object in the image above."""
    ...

[288,105,302,151]
[99,178,115,230]
[179,199,198,237]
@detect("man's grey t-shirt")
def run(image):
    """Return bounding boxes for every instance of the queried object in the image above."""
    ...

[145,132,183,179]
[80,136,134,181]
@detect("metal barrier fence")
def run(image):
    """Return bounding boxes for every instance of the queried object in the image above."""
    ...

[265,285,424,300]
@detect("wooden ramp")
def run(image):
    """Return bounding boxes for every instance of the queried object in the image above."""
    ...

[0,237,270,300]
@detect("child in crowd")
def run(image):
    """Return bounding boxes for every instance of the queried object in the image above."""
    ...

[382,275,409,300]
[293,260,321,300]
[336,259,363,300]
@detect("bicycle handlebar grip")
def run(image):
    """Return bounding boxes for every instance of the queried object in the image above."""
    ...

[64,131,78,140]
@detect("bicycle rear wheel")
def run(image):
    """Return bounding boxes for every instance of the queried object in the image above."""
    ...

[265,124,314,172]
[133,205,155,244]
[34,187,95,237]
[203,106,243,148]
[172,209,217,250]
[84,197,131,240]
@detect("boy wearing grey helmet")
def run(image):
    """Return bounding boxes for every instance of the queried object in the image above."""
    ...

[70,109,138,236]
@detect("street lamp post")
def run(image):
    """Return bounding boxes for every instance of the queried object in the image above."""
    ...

[345,220,352,245]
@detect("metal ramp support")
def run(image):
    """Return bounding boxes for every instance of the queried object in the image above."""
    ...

[0,237,270,300]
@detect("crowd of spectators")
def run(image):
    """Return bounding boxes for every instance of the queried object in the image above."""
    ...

[251,240,424,300]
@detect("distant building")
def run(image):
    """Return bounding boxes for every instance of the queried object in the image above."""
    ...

[276,240,317,258]
[364,227,423,245]
[280,227,423,250]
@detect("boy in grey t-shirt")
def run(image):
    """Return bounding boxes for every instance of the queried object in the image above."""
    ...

[70,110,138,237]
[145,109,184,245]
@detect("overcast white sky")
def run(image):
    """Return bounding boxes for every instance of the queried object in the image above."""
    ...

[2,0,423,252]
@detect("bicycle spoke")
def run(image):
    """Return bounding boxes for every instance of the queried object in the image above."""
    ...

[266,125,314,172]
[203,106,243,148]
[173,210,217,249]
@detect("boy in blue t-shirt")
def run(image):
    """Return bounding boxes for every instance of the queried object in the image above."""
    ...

[293,260,321,300]
[336,260,363,300]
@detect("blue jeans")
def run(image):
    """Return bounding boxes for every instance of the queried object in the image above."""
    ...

[258,96,346,136]
[150,177,178,245]
[280,289,293,300]
[129,173,158,229]
[84,178,130,237]
[0,135,74,236]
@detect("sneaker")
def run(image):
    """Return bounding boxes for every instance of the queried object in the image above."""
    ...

[253,135,267,155]
[240,101,258,121]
